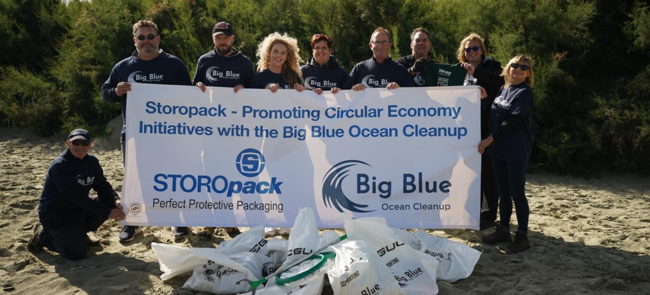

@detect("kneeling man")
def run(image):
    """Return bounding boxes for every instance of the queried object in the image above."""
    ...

[29,129,126,260]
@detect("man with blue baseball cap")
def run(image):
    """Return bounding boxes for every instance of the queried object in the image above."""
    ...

[28,129,126,260]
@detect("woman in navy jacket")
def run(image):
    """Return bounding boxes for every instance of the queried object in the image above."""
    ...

[457,33,505,231]
[478,55,535,254]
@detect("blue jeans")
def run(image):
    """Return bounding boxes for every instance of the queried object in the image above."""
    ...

[492,158,529,233]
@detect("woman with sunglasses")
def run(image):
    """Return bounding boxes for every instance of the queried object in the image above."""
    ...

[456,33,504,231]
[252,32,306,93]
[478,55,535,254]
[300,34,349,95]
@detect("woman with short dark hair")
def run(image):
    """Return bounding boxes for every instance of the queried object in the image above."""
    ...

[300,34,349,95]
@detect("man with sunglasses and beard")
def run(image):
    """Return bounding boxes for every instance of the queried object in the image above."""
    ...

[192,21,255,239]
[28,129,126,260]
[101,20,192,242]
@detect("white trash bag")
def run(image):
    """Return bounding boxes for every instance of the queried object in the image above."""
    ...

[242,208,340,295]
[152,225,286,294]
[344,215,439,294]
[413,230,481,282]
[327,240,406,295]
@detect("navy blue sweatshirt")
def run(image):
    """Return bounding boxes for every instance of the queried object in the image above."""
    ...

[101,50,192,131]
[192,49,255,88]
[251,69,298,89]
[344,57,414,89]
[300,55,349,91]
[38,149,119,229]
[489,82,534,164]
[396,55,428,86]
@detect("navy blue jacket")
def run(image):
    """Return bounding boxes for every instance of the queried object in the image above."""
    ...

[101,50,192,130]
[396,55,428,86]
[344,57,414,89]
[300,55,349,91]
[38,149,119,229]
[489,82,534,164]
[192,49,255,88]
[251,69,296,89]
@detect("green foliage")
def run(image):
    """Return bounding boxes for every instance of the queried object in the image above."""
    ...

[0,0,649,175]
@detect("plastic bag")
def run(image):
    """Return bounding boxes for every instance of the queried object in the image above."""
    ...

[243,208,340,295]
[285,207,328,265]
[151,243,252,281]
[344,215,439,294]
[327,240,406,295]
[152,225,286,294]
[413,230,481,282]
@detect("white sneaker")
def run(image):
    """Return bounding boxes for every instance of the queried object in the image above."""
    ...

[278,228,291,236]
[264,227,277,237]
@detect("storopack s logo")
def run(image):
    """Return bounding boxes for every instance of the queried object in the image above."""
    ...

[322,160,374,213]
[236,148,266,177]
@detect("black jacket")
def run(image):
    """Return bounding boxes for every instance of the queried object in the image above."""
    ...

[473,57,505,138]
[38,149,119,229]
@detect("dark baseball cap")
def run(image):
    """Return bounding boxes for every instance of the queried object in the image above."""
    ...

[212,21,233,36]
[68,129,91,142]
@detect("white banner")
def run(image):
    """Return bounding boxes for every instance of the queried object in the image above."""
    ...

[123,84,481,229]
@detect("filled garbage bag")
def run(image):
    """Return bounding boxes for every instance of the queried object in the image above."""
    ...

[344,215,439,294]
[327,240,406,295]
[413,230,481,282]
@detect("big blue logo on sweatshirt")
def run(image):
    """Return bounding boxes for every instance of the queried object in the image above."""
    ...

[153,148,282,197]
[206,66,242,83]
[304,76,338,90]
[128,71,164,83]
[361,75,388,88]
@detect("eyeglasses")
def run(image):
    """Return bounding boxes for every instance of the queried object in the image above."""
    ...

[511,63,530,71]
[136,34,157,41]
[372,40,390,46]
[71,140,90,146]
[464,46,480,52]
[313,46,329,51]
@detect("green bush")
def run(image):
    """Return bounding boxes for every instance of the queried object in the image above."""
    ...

[0,0,648,175]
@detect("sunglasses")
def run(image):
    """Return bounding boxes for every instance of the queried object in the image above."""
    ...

[464,46,480,52]
[71,140,90,147]
[511,63,530,71]
[136,34,157,41]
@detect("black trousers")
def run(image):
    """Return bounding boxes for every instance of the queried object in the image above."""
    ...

[481,154,500,222]
[39,197,113,260]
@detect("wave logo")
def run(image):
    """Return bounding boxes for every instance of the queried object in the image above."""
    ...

[304,76,317,90]
[236,148,266,177]
[414,72,425,86]
[127,71,143,83]
[361,75,387,88]
[322,160,374,213]
[206,66,220,83]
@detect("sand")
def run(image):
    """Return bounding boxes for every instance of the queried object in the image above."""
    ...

[1,126,649,295]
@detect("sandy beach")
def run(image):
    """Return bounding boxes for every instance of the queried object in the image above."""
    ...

[1,126,649,295]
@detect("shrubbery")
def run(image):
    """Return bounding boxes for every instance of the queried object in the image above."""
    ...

[0,0,648,175]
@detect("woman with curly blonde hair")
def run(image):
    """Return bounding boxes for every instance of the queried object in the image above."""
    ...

[252,32,305,93]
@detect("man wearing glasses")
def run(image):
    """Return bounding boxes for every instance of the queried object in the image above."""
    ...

[396,28,433,86]
[101,20,192,242]
[345,27,413,91]
[192,21,255,239]
[28,129,126,260]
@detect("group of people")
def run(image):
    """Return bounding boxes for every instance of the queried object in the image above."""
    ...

[28,19,536,261]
